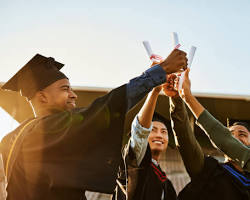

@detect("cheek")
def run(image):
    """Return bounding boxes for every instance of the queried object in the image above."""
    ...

[49,93,68,107]
[245,136,250,145]
[46,94,56,104]
[147,135,153,144]
[232,133,238,140]
[56,93,68,103]
[163,134,168,142]
[164,138,168,146]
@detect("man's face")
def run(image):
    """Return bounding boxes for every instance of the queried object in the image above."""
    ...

[148,121,169,153]
[42,78,77,111]
[229,125,250,146]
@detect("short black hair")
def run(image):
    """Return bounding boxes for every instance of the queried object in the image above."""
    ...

[227,118,250,132]
[152,112,169,128]
[231,122,250,132]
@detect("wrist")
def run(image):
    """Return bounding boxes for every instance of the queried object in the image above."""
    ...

[171,93,180,99]
[184,92,193,103]
[152,88,161,94]
[170,95,182,103]
[160,62,171,74]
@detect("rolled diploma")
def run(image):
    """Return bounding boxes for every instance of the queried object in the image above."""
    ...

[172,32,180,49]
[142,41,163,62]
[178,46,197,90]
[142,41,153,58]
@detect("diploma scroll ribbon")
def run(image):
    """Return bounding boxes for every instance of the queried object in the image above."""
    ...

[142,41,163,63]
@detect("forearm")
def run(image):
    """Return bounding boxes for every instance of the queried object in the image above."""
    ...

[130,115,152,166]
[183,93,204,119]
[138,89,160,128]
[197,110,250,168]
[170,97,204,178]
[126,64,166,111]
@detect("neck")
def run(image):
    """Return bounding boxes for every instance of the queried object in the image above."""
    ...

[33,106,63,118]
[29,99,64,118]
[35,109,52,118]
[151,151,161,162]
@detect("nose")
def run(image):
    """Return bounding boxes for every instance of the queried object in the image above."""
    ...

[69,90,78,99]
[154,130,168,140]
[155,130,163,138]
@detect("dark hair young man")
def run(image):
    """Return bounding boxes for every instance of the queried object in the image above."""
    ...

[114,76,177,200]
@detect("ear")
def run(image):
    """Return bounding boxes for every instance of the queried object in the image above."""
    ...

[37,91,49,104]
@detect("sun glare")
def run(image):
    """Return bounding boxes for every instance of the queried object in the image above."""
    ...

[0,107,19,141]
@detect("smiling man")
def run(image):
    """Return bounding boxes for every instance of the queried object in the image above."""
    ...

[228,121,250,147]
[148,118,169,161]
[0,51,187,200]
[29,78,78,117]
[114,81,177,200]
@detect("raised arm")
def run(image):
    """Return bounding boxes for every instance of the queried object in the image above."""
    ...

[162,74,204,178]
[137,86,161,128]
[130,87,161,166]
[169,96,204,178]
[126,49,187,111]
[180,69,250,168]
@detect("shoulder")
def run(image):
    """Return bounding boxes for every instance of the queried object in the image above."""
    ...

[1,118,33,144]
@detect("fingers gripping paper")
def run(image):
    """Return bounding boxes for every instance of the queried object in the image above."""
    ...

[142,33,196,91]
[178,46,196,90]
[171,32,196,90]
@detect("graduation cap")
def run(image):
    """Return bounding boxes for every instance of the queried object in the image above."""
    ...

[227,118,250,132]
[152,112,175,148]
[1,54,68,100]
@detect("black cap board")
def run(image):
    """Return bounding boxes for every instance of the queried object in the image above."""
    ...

[2,54,68,99]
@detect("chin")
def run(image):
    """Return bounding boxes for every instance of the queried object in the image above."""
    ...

[66,107,74,111]
[66,104,76,110]
[151,146,164,153]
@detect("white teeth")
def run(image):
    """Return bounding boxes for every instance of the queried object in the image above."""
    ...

[153,141,163,144]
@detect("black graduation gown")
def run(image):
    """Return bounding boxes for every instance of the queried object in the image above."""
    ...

[178,156,250,200]
[1,85,128,200]
[113,144,177,200]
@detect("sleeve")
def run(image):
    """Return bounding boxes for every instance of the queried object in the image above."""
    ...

[197,109,250,168]
[8,64,167,195]
[20,85,129,194]
[126,64,166,110]
[170,97,204,178]
[130,115,152,166]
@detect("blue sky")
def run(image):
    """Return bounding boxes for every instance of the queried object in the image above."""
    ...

[0,0,250,138]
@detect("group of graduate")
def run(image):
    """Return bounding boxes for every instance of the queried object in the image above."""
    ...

[0,47,249,200]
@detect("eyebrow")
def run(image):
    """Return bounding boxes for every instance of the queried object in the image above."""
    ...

[238,130,248,134]
[152,126,168,131]
[231,129,248,134]
[60,85,70,89]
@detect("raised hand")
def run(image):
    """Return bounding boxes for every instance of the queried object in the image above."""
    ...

[160,49,188,74]
[179,68,192,101]
[162,74,179,97]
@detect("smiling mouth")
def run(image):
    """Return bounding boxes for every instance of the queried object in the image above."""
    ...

[67,102,76,106]
[152,140,163,144]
